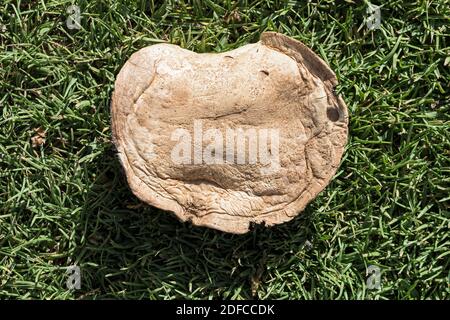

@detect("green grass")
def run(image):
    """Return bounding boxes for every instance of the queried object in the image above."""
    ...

[0,0,449,300]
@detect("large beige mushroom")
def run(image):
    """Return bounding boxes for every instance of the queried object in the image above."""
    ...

[111,32,348,234]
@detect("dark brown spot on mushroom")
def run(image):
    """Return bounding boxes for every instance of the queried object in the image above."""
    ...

[260,70,269,76]
[327,107,339,122]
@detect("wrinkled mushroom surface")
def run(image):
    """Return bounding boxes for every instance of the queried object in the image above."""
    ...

[111,32,348,234]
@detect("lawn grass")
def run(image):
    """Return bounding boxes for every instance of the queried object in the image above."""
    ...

[0,0,449,299]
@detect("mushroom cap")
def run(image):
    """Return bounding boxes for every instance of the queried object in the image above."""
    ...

[111,32,348,234]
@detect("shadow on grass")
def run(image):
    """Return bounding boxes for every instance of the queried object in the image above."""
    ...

[73,144,315,299]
